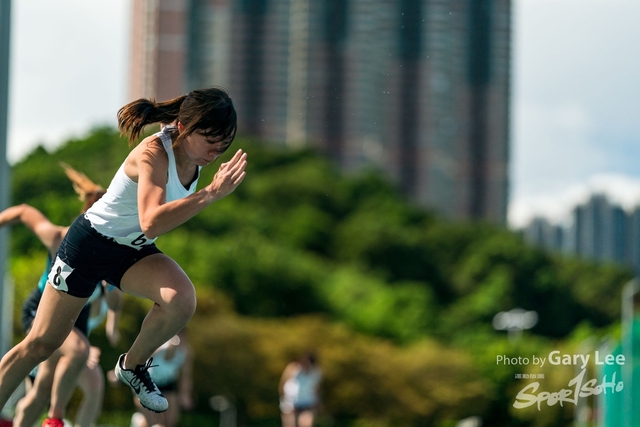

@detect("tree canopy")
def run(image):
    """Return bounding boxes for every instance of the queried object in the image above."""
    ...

[6,127,633,426]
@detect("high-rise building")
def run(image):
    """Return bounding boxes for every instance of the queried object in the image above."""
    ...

[522,217,563,253]
[129,0,189,102]
[524,194,638,272]
[563,205,584,255]
[129,0,511,223]
[579,194,608,261]
[603,203,628,264]
[628,207,640,273]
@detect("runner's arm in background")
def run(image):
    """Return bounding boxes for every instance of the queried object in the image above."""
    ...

[0,204,66,253]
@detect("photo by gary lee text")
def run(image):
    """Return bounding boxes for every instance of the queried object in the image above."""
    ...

[496,351,625,370]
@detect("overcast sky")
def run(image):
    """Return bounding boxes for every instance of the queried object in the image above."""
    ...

[510,0,640,227]
[7,0,129,162]
[6,0,640,228]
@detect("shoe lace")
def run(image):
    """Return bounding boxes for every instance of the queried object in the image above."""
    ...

[131,357,160,394]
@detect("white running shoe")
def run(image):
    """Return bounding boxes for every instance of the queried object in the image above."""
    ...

[115,354,168,413]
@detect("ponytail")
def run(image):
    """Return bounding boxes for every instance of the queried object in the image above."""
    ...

[60,162,106,213]
[117,87,237,151]
[117,95,187,145]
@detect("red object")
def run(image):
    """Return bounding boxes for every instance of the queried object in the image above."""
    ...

[0,418,12,427]
[41,419,64,427]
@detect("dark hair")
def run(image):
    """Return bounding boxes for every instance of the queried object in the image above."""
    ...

[117,87,237,151]
[82,190,107,213]
[301,351,317,366]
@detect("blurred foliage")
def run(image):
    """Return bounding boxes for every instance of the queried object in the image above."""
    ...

[183,292,490,426]
[4,127,635,426]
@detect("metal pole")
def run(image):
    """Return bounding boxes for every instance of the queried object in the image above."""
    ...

[0,0,13,357]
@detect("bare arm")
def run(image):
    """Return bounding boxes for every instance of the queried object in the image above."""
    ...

[0,204,66,254]
[133,140,247,239]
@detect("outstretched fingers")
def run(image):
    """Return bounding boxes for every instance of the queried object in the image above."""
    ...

[229,151,247,170]
[209,150,247,197]
[228,149,244,164]
[233,170,247,186]
[221,149,244,169]
[227,151,247,183]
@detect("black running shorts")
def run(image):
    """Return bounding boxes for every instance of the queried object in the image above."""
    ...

[48,214,162,298]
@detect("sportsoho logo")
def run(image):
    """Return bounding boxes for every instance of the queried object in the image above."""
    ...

[496,350,625,410]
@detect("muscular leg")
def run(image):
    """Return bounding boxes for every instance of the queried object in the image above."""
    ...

[119,254,196,369]
[0,285,88,411]
[48,329,90,420]
[13,355,58,427]
[297,410,316,427]
[281,411,295,427]
[13,324,88,426]
[75,359,104,427]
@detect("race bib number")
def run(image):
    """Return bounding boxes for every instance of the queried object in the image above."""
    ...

[112,232,157,249]
[48,256,74,293]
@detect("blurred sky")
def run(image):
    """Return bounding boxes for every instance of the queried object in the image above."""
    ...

[5,0,640,228]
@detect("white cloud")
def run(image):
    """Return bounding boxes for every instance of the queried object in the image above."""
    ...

[510,102,605,197]
[509,0,640,229]
[7,0,130,163]
[508,173,640,228]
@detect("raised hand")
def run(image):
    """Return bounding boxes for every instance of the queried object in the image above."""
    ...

[206,149,247,200]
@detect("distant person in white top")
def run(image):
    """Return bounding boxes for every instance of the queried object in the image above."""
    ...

[0,87,247,417]
[279,352,322,427]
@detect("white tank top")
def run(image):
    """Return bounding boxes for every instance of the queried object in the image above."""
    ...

[85,126,201,249]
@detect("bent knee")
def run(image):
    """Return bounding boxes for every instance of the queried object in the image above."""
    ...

[172,291,197,318]
[69,338,91,362]
[24,336,64,362]
[164,289,197,320]
[59,330,90,362]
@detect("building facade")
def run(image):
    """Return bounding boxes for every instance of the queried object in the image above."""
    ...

[524,194,637,272]
[129,0,511,223]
